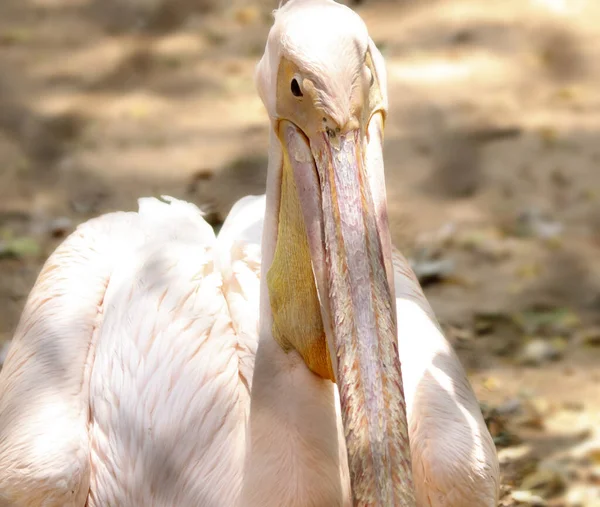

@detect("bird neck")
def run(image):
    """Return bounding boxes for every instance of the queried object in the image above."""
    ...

[240,129,347,506]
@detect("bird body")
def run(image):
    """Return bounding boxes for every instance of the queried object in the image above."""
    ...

[0,196,262,507]
[0,195,498,507]
[0,1,499,505]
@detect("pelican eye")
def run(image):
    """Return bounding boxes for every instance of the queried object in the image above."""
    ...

[291,78,303,97]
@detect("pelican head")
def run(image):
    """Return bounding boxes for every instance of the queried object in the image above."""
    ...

[256,0,415,504]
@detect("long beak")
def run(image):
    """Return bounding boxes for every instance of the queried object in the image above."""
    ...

[282,121,416,506]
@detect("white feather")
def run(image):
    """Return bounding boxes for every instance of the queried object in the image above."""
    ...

[0,0,498,503]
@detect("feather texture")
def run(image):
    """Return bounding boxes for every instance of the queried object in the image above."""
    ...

[0,196,263,507]
[0,194,497,506]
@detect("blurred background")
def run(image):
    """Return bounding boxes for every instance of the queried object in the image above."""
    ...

[0,0,599,504]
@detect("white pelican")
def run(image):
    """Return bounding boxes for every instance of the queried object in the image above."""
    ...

[0,0,499,505]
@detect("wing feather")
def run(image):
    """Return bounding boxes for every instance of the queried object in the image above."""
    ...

[391,247,499,507]
[0,211,141,507]
[0,195,262,506]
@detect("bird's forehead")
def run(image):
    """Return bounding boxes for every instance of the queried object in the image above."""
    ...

[256,0,373,118]
[274,0,369,74]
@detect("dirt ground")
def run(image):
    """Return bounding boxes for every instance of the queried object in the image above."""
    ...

[0,0,599,504]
